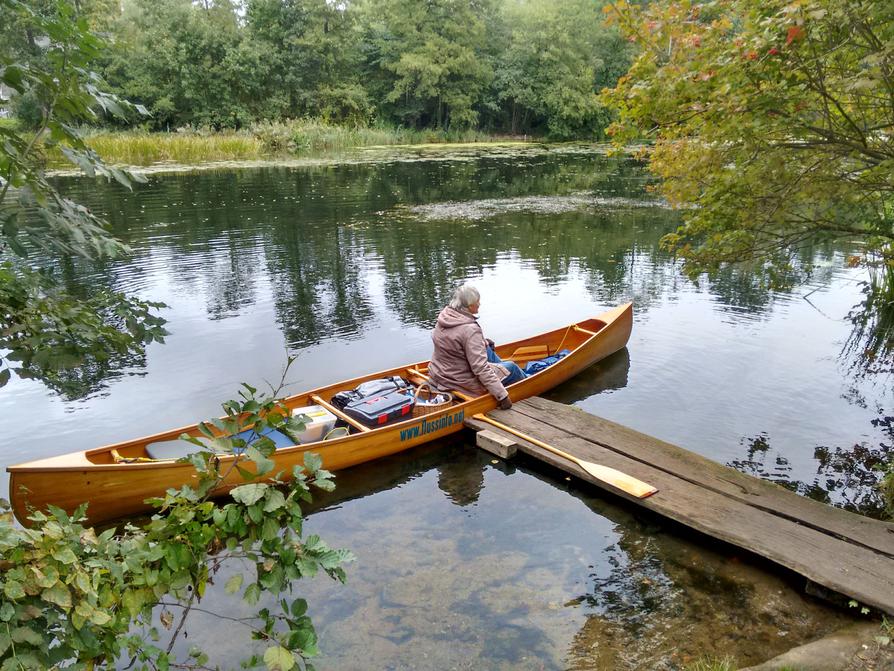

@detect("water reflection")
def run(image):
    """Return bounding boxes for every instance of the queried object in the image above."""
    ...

[55,150,673,355]
[5,144,886,516]
[546,348,631,403]
[729,429,894,517]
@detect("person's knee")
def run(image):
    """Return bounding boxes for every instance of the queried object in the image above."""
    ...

[502,362,526,385]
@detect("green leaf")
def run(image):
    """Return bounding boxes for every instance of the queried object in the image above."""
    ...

[52,546,78,564]
[290,598,308,618]
[225,573,244,595]
[263,645,295,671]
[11,626,44,645]
[304,452,323,473]
[263,489,286,512]
[261,516,279,541]
[247,446,275,476]
[89,608,112,626]
[122,589,146,617]
[248,502,264,524]
[303,535,325,553]
[213,506,227,527]
[4,580,25,600]
[0,602,14,622]
[231,483,267,506]
[243,582,261,606]
[313,478,336,493]
[73,570,94,596]
[292,628,319,655]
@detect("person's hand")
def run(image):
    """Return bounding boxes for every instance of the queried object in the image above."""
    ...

[498,395,512,410]
[486,338,495,349]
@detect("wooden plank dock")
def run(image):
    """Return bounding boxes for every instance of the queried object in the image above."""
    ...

[465,396,894,615]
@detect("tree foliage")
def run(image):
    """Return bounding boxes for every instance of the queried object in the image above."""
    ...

[0,0,167,391]
[1,371,353,670]
[83,0,632,137]
[359,0,496,129]
[494,0,631,138]
[602,0,894,286]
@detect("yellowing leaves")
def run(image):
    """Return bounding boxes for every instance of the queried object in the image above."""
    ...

[264,645,295,671]
[41,582,72,610]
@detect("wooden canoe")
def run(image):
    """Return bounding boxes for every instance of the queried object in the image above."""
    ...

[7,303,633,526]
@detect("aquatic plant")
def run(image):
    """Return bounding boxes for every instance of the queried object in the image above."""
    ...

[43,120,504,168]
[68,129,264,166]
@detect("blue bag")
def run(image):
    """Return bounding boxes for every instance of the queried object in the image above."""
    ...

[524,349,571,375]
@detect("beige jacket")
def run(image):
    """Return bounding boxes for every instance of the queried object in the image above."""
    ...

[428,306,509,400]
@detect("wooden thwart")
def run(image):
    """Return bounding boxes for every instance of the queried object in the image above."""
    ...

[310,395,371,433]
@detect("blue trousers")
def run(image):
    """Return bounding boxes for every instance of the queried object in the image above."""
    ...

[487,346,527,385]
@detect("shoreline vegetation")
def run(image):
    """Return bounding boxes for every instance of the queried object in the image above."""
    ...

[42,119,554,169]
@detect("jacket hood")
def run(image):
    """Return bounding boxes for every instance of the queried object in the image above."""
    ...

[437,306,477,329]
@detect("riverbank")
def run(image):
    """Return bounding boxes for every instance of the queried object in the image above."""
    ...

[45,119,542,168]
[47,139,606,178]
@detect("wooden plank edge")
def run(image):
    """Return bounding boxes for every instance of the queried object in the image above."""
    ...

[515,397,894,558]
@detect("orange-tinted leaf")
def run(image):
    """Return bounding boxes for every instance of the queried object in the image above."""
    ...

[785,25,804,45]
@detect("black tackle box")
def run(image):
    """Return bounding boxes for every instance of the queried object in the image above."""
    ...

[343,390,415,426]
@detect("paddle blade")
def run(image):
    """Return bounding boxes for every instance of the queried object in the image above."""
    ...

[579,461,658,499]
[508,345,549,362]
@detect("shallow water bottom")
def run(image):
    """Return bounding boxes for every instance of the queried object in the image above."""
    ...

[177,438,856,671]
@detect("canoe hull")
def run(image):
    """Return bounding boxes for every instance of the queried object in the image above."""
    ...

[8,303,632,525]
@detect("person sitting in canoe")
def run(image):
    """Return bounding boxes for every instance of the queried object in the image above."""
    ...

[428,284,526,409]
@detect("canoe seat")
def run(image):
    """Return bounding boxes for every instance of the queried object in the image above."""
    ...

[145,436,214,461]
[144,428,295,461]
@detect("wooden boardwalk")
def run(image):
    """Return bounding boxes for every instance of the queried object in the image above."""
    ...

[465,396,894,615]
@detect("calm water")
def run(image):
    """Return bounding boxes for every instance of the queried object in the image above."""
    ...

[2,144,888,668]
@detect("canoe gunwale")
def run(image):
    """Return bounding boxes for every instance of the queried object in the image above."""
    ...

[9,307,629,474]
[8,303,632,524]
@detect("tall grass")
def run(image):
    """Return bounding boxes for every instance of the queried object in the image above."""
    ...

[44,118,525,168]
[682,658,736,671]
[49,130,263,168]
[254,118,497,153]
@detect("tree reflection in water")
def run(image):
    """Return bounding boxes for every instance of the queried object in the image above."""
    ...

[40,146,890,518]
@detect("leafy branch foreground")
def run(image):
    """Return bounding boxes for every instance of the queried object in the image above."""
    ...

[0,375,354,671]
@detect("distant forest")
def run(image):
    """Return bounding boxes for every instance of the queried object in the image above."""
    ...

[7,0,634,138]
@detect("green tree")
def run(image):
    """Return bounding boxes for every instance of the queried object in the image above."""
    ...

[360,0,495,129]
[245,0,371,124]
[101,0,249,129]
[0,0,167,390]
[602,0,894,287]
[494,0,631,138]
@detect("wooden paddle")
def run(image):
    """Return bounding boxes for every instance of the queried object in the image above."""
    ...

[507,344,549,363]
[472,413,658,499]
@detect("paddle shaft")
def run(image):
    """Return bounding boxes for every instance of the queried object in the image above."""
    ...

[471,413,657,499]
[473,413,592,468]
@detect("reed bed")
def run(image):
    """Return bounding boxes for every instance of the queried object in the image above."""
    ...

[43,119,513,168]
[257,119,495,153]
[72,131,262,167]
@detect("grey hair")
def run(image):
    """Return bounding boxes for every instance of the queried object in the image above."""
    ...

[448,284,480,310]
